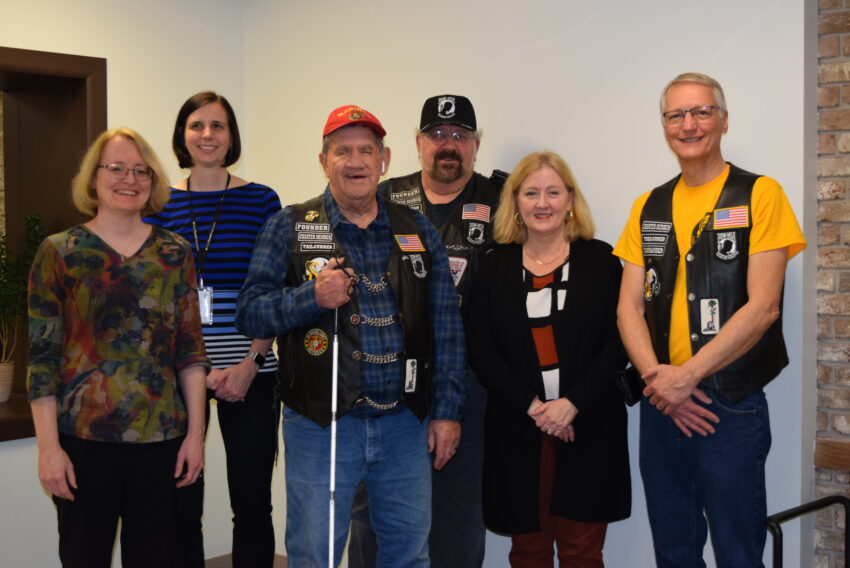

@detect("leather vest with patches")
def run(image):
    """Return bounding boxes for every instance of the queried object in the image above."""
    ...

[640,164,788,402]
[278,196,434,426]
[380,171,502,312]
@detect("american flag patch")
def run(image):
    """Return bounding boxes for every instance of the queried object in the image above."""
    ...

[395,234,425,252]
[713,207,749,229]
[462,203,491,222]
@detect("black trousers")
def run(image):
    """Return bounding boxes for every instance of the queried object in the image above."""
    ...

[172,371,280,568]
[55,434,182,568]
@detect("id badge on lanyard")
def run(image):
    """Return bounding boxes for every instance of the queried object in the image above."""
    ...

[198,277,214,325]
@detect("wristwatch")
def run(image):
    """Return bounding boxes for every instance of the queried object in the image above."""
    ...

[246,351,266,368]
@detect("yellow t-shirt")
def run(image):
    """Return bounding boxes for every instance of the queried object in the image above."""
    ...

[613,165,806,365]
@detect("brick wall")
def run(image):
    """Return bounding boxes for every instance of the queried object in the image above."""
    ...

[818,2,850,566]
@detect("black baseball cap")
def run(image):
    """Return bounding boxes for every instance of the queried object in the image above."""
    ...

[420,95,476,132]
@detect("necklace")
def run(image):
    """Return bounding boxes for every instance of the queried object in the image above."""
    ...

[523,241,568,265]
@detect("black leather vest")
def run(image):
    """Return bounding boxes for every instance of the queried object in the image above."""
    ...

[380,171,502,313]
[640,164,788,402]
[277,195,435,426]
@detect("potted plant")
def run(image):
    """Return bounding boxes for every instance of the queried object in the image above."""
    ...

[0,214,45,402]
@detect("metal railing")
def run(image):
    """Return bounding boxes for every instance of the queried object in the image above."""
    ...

[766,495,850,568]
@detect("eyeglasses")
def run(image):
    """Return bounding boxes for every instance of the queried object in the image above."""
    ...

[423,129,473,143]
[661,106,724,125]
[97,164,153,181]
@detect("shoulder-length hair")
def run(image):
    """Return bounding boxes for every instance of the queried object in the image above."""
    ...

[493,150,595,244]
[71,127,171,217]
[172,91,242,169]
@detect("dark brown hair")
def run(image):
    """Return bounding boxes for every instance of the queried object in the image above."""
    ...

[172,91,242,169]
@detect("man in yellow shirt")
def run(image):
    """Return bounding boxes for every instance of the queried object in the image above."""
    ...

[614,72,805,567]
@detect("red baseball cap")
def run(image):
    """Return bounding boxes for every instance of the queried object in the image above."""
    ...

[322,105,386,138]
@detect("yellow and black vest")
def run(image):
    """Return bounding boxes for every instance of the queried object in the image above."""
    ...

[640,164,788,402]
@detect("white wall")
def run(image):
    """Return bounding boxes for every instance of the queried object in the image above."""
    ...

[0,0,813,566]
[242,1,812,566]
[0,0,284,565]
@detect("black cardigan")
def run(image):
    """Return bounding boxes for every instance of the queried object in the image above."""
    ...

[467,239,631,533]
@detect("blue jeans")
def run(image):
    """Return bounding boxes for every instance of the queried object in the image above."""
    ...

[283,404,431,568]
[639,388,771,568]
[348,368,487,568]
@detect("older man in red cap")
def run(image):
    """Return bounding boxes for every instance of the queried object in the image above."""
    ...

[236,105,466,567]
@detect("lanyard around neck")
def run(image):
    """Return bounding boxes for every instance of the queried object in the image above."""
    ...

[186,172,231,277]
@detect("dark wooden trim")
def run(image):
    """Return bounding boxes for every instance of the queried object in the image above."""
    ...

[0,46,107,142]
[0,393,34,442]
[0,46,107,442]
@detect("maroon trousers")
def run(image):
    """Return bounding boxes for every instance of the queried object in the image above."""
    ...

[509,433,608,568]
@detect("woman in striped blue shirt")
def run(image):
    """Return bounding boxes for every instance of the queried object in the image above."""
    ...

[147,91,282,567]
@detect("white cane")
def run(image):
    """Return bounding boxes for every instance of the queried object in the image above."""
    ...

[328,306,339,568]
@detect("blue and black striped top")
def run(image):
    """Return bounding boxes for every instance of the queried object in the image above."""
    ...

[147,182,282,370]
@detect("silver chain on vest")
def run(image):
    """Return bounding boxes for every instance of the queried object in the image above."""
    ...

[356,314,397,327]
[355,395,399,410]
[359,352,400,364]
[357,273,388,294]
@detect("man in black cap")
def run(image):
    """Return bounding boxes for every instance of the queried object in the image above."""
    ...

[349,94,504,568]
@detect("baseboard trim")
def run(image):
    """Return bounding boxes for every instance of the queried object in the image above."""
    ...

[205,553,288,567]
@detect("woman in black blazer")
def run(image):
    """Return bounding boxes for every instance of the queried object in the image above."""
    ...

[467,151,630,567]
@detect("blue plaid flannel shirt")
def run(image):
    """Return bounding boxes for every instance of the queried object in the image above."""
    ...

[236,187,466,421]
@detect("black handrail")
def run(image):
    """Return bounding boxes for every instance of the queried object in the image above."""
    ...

[766,495,850,568]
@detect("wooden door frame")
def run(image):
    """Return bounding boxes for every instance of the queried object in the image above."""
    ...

[0,46,106,441]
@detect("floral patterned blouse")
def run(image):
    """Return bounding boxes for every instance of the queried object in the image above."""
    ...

[27,224,210,443]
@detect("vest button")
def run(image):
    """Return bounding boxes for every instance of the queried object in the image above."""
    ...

[687,293,696,301]
[686,253,694,262]
[690,333,699,342]
[350,314,361,325]
[352,350,362,361]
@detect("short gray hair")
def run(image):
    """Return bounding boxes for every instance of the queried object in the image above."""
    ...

[660,72,727,115]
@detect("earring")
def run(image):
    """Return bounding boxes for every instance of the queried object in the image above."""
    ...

[567,210,575,219]
[514,212,524,225]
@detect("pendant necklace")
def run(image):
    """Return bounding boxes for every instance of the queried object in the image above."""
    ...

[523,241,568,265]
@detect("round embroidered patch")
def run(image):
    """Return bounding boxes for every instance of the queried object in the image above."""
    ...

[304,328,329,356]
